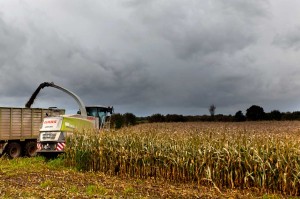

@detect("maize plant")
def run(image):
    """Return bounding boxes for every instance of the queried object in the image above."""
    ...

[64,121,300,195]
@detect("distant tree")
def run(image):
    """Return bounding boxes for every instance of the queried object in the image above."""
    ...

[234,110,246,122]
[282,111,300,120]
[246,105,265,121]
[209,104,216,117]
[214,114,234,122]
[281,112,292,120]
[148,114,165,123]
[123,113,137,126]
[165,114,186,122]
[267,110,282,121]
[110,113,124,129]
[136,116,148,123]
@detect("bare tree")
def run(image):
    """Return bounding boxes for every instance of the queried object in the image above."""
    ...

[209,104,216,117]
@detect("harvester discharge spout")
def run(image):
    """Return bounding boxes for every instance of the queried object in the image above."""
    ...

[25,82,87,117]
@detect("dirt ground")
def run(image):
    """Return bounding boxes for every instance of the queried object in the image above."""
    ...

[0,157,285,198]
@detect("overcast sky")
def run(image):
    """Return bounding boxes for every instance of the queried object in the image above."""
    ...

[1,1,300,116]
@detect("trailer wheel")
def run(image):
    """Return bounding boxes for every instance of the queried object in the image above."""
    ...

[25,141,37,157]
[6,142,21,158]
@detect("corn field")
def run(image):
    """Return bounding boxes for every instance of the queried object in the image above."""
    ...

[64,122,300,195]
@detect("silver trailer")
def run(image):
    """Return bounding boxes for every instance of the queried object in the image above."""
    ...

[0,107,64,158]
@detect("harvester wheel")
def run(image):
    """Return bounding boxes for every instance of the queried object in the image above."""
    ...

[25,141,37,157]
[6,142,22,158]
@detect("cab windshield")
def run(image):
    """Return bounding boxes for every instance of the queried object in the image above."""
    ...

[86,107,109,128]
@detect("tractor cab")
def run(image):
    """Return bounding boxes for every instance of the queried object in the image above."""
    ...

[85,106,113,129]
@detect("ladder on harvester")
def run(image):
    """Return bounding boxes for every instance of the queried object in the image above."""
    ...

[101,116,112,131]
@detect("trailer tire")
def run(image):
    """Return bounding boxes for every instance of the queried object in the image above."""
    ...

[25,141,37,157]
[6,142,22,158]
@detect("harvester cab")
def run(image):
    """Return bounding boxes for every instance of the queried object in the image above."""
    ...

[85,106,113,129]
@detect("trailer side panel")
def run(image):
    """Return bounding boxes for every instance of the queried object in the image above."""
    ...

[0,107,64,140]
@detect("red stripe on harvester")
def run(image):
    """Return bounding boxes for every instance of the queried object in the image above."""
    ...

[56,142,65,151]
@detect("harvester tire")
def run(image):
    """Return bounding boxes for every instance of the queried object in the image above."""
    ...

[6,142,22,158]
[25,141,37,157]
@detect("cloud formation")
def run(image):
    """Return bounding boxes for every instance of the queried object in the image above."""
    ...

[1,1,300,116]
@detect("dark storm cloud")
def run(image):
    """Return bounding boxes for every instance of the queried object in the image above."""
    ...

[127,0,268,59]
[0,18,23,64]
[1,1,300,116]
[273,27,300,50]
[0,17,30,96]
[0,11,156,110]
[119,0,270,113]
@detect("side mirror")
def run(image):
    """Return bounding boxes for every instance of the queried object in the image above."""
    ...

[108,106,114,114]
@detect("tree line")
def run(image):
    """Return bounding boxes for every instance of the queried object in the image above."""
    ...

[110,105,300,128]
